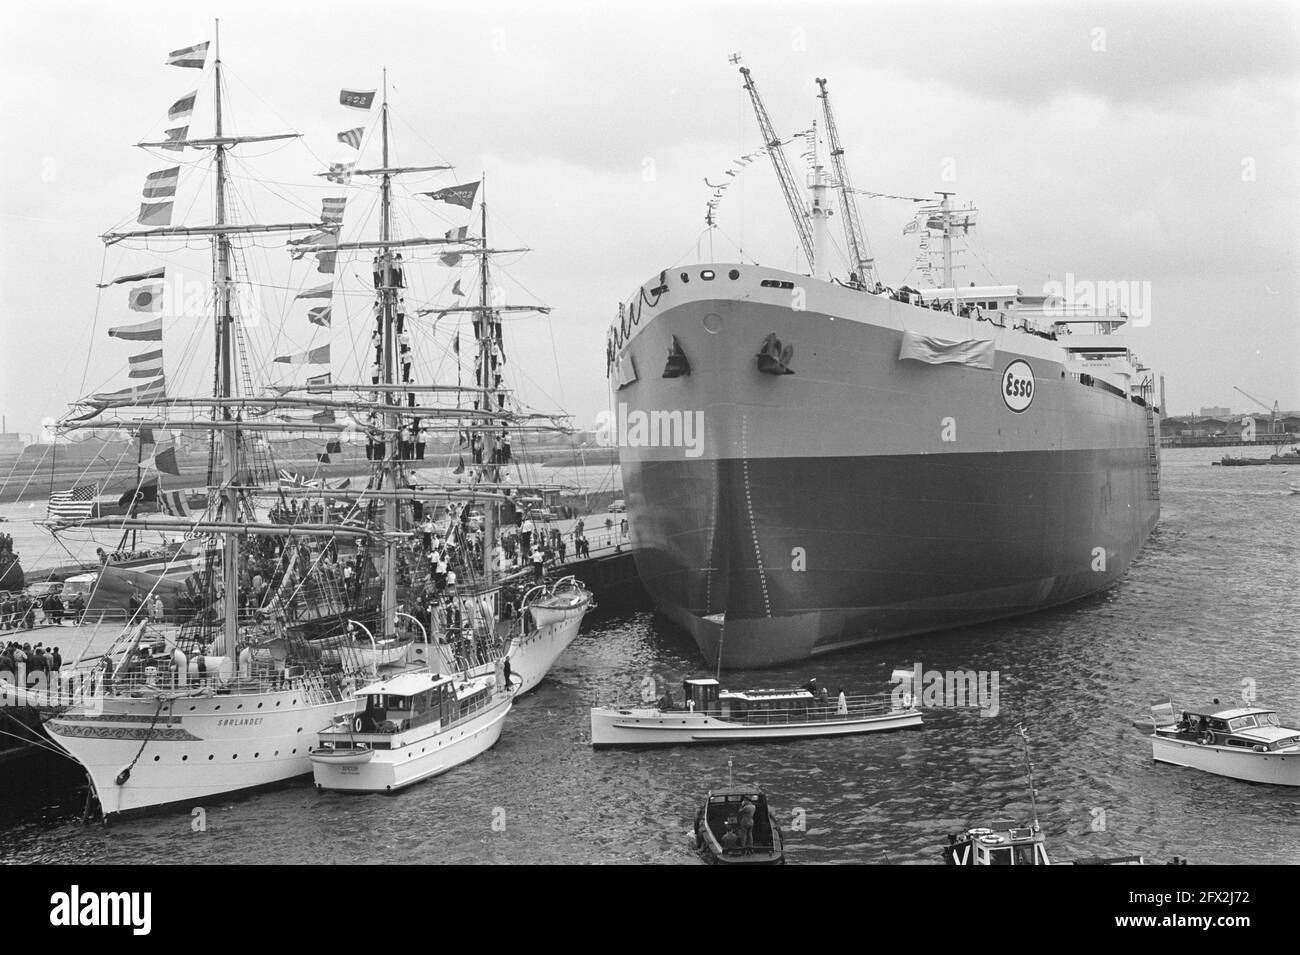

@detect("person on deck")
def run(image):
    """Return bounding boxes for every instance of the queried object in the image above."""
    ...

[738,797,757,855]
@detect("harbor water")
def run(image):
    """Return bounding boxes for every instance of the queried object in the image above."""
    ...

[1,446,1296,864]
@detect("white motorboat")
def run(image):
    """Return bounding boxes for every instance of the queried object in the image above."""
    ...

[590,677,921,747]
[310,668,511,792]
[1150,702,1300,786]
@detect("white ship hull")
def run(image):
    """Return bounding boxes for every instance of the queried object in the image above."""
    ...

[311,694,511,792]
[507,599,590,696]
[1151,736,1300,786]
[46,677,361,817]
[590,705,922,747]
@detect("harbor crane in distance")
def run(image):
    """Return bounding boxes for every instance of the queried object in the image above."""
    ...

[1233,386,1282,433]
[816,77,878,290]
[739,64,815,273]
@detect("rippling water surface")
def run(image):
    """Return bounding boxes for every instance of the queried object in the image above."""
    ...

[2,448,1298,864]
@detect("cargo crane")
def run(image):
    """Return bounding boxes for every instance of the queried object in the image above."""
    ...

[816,77,878,290]
[739,65,815,272]
[1233,386,1282,433]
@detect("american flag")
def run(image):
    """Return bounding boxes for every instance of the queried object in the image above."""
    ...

[47,483,98,522]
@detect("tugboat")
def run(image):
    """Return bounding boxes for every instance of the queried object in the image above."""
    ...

[944,725,1151,865]
[591,675,921,748]
[1149,701,1300,786]
[693,777,785,865]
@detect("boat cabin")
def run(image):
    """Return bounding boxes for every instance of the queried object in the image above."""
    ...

[1160,705,1300,751]
[681,678,720,712]
[945,826,1050,866]
[318,671,493,751]
[717,687,816,722]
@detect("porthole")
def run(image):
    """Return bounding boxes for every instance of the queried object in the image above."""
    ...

[236,704,242,710]
[189,706,196,712]
[292,749,297,755]
[728,269,740,280]
[208,755,214,761]
[214,705,220,711]
[258,702,263,708]
[702,313,722,334]
[680,272,689,283]
[182,755,188,761]
[232,754,238,759]
[254,752,260,758]
[700,270,715,280]
[153,755,160,762]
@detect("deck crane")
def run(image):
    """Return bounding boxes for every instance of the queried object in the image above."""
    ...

[1233,386,1282,433]
[739,65,815,272]
[816,77,878,290]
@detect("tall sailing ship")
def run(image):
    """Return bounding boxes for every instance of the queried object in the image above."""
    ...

[43,29,589,817]
[609,66,1161,668]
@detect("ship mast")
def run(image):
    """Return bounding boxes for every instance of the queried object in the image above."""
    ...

[213,20,240,654]
[938,191,954,290]
[378,68,399,640]
[478,182,497,587]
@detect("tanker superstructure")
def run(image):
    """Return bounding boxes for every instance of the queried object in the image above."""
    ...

[608,67,1160,668]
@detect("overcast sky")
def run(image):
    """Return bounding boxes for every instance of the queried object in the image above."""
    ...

[1,0,1297,440]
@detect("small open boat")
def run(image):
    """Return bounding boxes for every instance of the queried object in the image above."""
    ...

[591,677,921,747]
[693,786,785,865]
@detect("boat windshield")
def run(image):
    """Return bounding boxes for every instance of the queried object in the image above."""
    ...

[1260,713,1281,727]
[1013,843,1038,866]
[1228,715,1258,731]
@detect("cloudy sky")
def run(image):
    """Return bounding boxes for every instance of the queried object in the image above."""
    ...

[1,0,1297,441]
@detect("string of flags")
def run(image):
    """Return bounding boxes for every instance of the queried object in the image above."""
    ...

[75,39,221,493]
[704,127,812,225]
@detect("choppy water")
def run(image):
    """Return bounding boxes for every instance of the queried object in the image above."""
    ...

[1,447,1297,864]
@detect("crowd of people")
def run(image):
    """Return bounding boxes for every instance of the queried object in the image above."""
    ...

[0,640,62,682]
[0,591,83,630]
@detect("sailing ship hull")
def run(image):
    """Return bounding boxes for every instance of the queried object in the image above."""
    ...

[310,695,511,792]
[45,680,360,817]
[613,264,1160,667]
[508,589,593,695]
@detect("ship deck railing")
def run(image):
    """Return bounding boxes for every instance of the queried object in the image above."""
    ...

[45,660,371,708]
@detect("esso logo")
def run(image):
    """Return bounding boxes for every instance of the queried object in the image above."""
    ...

[1001,360,1035,413]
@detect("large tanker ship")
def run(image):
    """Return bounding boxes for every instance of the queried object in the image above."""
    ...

[608,67,1160,668]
